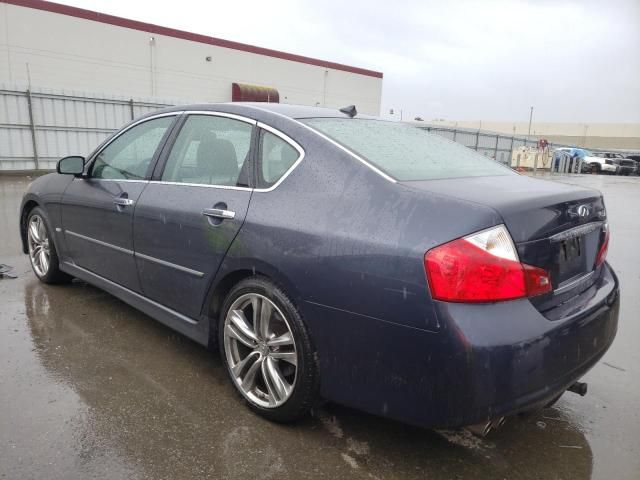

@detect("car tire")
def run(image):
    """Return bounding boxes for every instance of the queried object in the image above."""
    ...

[590,163,601,174]
[218,276,319,423]
[26,207,73,284]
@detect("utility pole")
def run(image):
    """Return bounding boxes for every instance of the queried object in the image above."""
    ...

[527,106,534,139]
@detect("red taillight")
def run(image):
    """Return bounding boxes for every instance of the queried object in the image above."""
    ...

[424,225,551,303]
[595,224,609,267]
[523,264,554,297]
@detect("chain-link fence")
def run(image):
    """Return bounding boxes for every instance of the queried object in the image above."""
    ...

[417,127,539,166]
[1,86,637,172]
[419,126,638,168]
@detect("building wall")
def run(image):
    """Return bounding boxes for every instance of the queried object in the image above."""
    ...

[0,1,383,114]
[426,120,640,150]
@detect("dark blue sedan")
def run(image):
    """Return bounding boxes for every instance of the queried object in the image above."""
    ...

[19,103,619,434]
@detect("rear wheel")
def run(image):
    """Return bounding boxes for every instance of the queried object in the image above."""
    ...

[219,276,319,422]
[26,207,72,284]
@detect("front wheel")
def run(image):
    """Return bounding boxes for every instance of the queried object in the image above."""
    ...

[26,207,72,284]
[218,276,319,422]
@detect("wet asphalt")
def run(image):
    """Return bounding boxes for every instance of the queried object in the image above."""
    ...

[0,174,638,480]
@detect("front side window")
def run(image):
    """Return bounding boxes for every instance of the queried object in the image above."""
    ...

[302,118,515,181]
[257,130,300,188]
[162,115,253,187]
[92,116,174,180]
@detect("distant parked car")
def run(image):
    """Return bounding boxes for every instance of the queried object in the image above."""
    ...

[585,152,619,175]
[625,155,640,175]
[593,152,637,175]
[612,158,638,176]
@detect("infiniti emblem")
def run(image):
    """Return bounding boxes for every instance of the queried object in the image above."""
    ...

[577,205,590,217]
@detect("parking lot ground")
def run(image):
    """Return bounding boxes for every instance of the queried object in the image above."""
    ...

[1,174,639,480]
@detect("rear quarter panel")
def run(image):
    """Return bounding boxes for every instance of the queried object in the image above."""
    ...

[218,119,503,332]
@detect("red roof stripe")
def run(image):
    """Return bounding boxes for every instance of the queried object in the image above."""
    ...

[2,0,383,78]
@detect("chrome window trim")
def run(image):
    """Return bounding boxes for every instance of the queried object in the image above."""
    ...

[84,178,149,184]
[182,110,258,125]
[151,111,306,192]
[135,252,205,278]
[254,121,305,193]
[156,111,257,190]
[149,180,253,192]
[65,230,133,255]
[248,104,396,184]
[87,111,182,177]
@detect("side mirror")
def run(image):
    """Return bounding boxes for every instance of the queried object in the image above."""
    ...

[56,156,85,176]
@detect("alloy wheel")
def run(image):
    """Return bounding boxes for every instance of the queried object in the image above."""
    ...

[223,293,298,408]
[27,214,51,277]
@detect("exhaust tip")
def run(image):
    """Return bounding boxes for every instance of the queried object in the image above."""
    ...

[490,417,506,430]
[466,417,506,437]
[465,421,492,437]
[567,381,588,396]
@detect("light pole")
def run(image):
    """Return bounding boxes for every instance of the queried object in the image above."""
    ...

[527,106,534,139]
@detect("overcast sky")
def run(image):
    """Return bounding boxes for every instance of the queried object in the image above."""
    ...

[58,0,640,123]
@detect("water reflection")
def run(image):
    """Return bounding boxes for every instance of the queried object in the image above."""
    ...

[24,280,594,479]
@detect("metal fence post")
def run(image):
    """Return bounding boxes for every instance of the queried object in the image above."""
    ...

[494,135,499,161]
[26,89,40,170]
[474,132,479,151]
[129,99,135,120]
[452,129,457,142]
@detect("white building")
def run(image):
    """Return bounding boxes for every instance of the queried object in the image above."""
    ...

[0,0,383,114]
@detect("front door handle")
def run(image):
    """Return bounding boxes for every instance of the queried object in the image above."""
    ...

[202,208,235,220]
[113,198,134,207]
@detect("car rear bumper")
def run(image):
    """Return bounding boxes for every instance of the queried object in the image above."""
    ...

[306,263,619,429]
[429,262,619,427]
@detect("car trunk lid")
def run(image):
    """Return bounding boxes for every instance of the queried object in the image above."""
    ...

[403,174,607,310]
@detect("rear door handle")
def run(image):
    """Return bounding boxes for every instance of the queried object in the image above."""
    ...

[202,208,235,220]
[113,198,134,207]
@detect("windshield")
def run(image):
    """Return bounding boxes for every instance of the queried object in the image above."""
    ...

[301,118,515,181]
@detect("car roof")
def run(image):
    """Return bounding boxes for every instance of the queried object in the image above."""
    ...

[152,102,378,120]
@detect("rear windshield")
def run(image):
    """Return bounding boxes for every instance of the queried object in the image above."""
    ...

[302,118,515,181]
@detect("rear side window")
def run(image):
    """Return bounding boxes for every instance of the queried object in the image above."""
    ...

[257,130,300,189]
[302,118,514,181]
[162,115,253,187]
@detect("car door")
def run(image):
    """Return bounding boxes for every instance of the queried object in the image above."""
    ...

[132,113,255,319]
[60,114,178,292]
